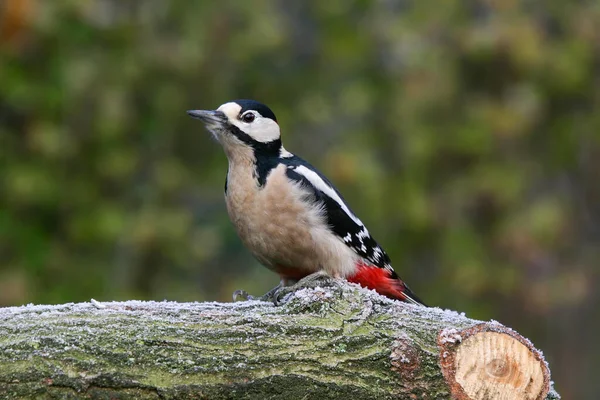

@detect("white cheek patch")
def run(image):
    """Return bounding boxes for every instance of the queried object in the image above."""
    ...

[244,118,280,143]
[293,165,364,227]
[217,102,280,143]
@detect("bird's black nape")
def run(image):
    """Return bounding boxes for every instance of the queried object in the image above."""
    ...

[233,99,277,122]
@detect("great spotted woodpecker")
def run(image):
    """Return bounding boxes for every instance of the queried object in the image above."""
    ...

[187,100,425,306]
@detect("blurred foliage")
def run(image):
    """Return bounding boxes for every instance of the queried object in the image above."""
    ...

[1,0,599,398]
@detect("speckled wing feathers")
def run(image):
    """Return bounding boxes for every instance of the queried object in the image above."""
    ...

[281,156,393,272]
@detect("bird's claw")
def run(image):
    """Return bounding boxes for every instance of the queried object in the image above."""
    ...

[233,272,339,305]
[271,271,339,305]
[232,284,282,303]
[232,289,258,302]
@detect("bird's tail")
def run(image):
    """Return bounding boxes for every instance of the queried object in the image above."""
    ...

[347,263,427,306]
[399,283,426,306]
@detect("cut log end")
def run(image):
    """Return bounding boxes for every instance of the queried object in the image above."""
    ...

[438,323,550,400]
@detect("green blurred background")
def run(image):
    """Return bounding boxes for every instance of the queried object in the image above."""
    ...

[0,0,598,398]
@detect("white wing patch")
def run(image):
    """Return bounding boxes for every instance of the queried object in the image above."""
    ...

[373,247,383,261]
[293,165,365,227]
[280,147,294,158]
[357,227,369,239]
[285,160,391,270]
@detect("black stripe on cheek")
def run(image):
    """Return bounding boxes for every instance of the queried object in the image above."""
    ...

[228,124,282,154]
[226,124,283,188]
[228,124,256,147]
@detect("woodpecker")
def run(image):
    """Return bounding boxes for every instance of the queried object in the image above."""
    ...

[187,100,425,306]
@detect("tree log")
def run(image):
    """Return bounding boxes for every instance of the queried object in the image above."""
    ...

[0,282,560,399]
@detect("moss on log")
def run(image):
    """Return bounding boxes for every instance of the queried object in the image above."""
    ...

[0,281,560,399]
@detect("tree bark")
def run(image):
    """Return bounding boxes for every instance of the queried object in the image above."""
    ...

[0,282,560,399]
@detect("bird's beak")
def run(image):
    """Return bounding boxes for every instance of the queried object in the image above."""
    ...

[186,110,227,126]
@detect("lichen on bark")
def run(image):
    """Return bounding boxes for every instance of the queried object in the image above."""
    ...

[0,282,559,399]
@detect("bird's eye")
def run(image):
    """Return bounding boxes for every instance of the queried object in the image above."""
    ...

[241,113,255,123]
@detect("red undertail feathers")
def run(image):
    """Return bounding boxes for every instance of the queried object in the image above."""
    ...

[347,262,425,306]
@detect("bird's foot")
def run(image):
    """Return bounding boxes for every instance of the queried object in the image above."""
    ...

[272,271,339,305]
[232,289,257,302]
[232,284,282,303]
[233,272,340,305]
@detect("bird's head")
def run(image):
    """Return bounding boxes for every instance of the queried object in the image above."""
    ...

[187,100,281,155]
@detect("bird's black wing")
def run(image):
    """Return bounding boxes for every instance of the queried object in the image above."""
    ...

[281,155,392,270]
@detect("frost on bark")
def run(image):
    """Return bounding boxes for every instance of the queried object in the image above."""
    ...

[0,281,559,399]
